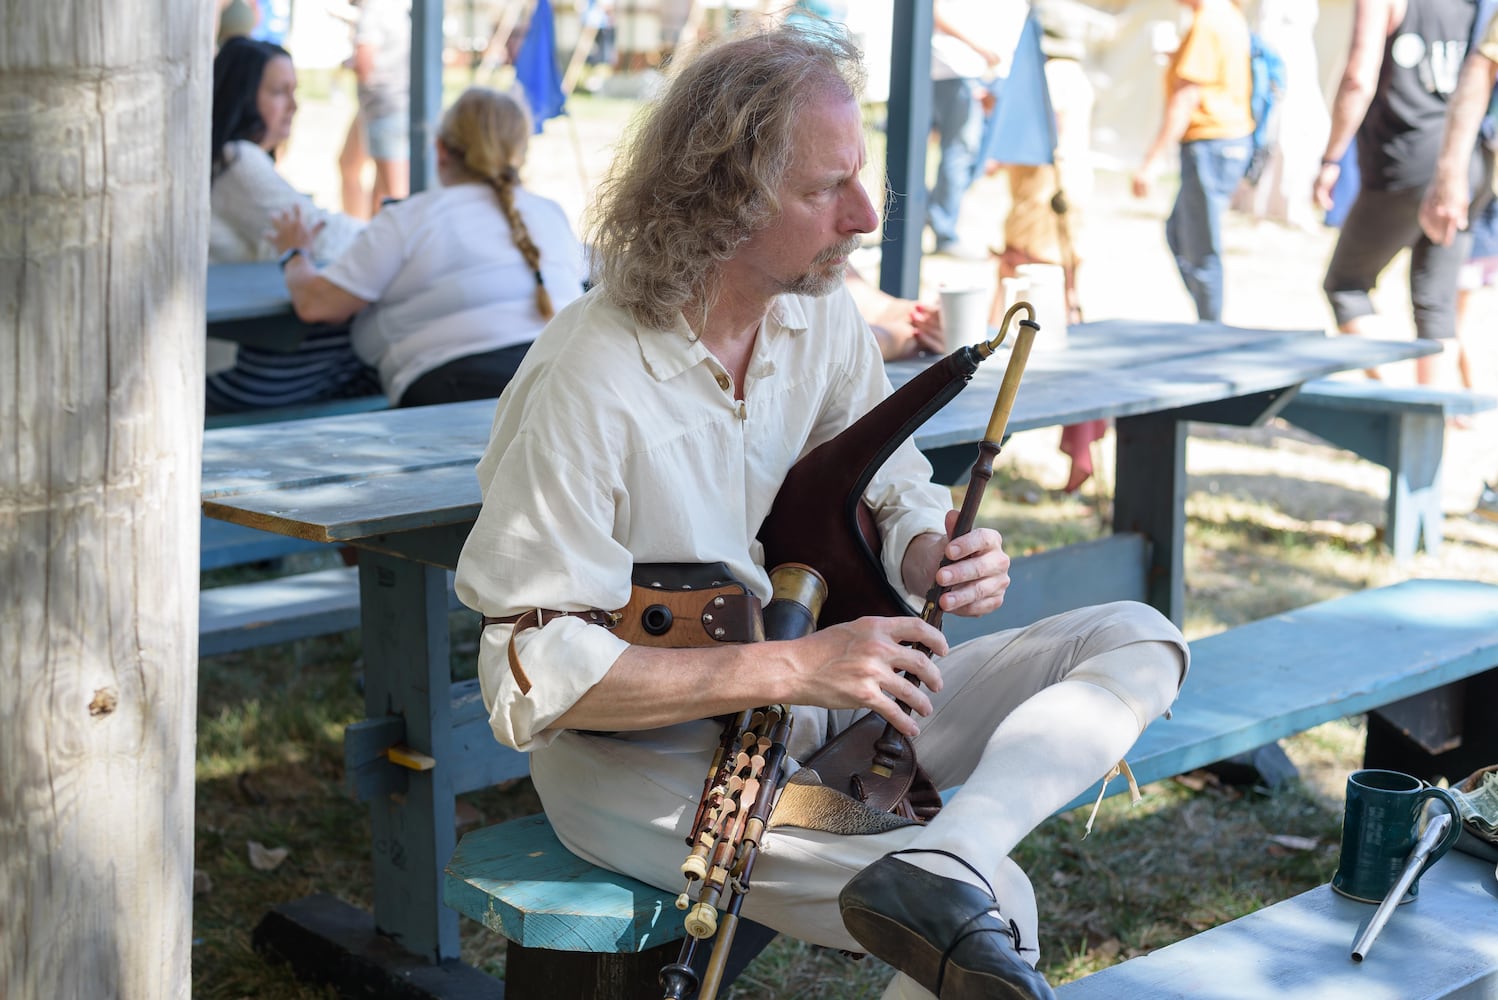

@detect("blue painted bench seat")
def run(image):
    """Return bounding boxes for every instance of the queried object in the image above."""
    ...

[200,565,465,657]
[1278,379,1497,563]
[443,579,1498,998]
[200,515,326,572]
[204,392,390,430]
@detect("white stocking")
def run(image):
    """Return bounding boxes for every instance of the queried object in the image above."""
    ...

[899,642,1182,895]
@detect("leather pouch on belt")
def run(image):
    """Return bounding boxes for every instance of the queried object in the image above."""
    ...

[616,562,765,646]
[484,562,765,694]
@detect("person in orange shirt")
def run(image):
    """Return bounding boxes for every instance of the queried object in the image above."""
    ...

[1132,0,1254,322]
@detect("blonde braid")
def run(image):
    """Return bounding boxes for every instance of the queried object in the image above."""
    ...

[439,87,554,321]
[490,166,554,320]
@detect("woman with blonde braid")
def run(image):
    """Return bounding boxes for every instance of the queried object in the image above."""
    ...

[268,87,584,407]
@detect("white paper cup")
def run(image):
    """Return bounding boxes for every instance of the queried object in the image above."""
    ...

[939,285,992,348]
[1013,263,1069,351]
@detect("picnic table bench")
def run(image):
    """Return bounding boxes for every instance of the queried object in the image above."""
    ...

[1278,379,1498,564]
[443,578,1498,1000]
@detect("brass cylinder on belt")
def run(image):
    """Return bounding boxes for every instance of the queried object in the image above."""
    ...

[763,563,827,641]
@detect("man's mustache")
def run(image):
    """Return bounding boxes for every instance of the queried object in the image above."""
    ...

[812,240,862,267]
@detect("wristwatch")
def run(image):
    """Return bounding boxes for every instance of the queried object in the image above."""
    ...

[277,247,306,270]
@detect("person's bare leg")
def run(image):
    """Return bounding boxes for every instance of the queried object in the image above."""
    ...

[339,116,371,220]
[1337,315,1387,380]
[370,157,409,215]
[989,247,1036,325]
[1414,340,1461,388]
[1454,287,1476,390]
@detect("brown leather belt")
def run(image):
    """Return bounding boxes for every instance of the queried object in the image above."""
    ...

[482,608,620,632]
[482,608,621,694]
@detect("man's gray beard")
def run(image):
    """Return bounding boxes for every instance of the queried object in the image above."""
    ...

[784,260,847,298]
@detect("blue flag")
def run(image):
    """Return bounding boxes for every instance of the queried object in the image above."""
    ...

[515,0,566,132]
[980,12,1056,167]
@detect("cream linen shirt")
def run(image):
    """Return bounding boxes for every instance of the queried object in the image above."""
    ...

[454,285,953,752]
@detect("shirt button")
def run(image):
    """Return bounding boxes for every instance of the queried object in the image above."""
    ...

[715,373,731,391]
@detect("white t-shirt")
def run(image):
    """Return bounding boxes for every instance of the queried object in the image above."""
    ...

[209,140,364,264]
[930,0,1026,82]
[320,181,584,403]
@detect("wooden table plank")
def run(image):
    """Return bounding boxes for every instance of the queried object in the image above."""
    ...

[203,463,484,542]
[207,260,340,351]
[201,329,1434,539]
[1055,851,1498,999]
[896,330,1437,449]
[203,321,1319,500]
[201,398,497,499]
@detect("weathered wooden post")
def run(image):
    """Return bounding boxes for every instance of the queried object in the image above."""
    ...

[1,0,210,995]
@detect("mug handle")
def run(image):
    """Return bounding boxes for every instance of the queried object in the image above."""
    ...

[1415,785,1465,876]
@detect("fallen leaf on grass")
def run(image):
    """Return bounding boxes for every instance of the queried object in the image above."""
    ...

[248,841,290,871]
[1173,770,1220,793]
[1265,834,1320,853]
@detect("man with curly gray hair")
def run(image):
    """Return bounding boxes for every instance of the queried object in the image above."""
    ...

[456,21,1186,1000]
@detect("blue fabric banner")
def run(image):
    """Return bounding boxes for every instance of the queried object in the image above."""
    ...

[516,0,567,132]
[980,12,1056,167]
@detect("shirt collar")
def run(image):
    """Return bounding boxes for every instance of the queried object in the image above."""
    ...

[632,293,811,382]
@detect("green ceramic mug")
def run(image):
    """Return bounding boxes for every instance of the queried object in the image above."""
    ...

[1331,768,1462,904]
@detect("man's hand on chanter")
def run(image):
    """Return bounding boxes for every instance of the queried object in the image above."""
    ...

[780,615,947,739]
[903,510,1011,617]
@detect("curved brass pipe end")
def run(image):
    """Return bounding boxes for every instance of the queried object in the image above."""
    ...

[976,300,1038,359]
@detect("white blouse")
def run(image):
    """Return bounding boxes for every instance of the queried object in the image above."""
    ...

[209,140,363,265]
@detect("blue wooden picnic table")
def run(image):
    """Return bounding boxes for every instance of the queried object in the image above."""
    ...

[201,318,1433,992]
[207,260,326,352]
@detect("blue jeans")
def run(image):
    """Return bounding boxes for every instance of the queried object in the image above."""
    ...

[927,76,984,247]
[1165,136,1251,322]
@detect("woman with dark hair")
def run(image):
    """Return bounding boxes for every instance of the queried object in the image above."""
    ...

[207,36,375,413]
[266,88,584,407]
[210,36,363,262]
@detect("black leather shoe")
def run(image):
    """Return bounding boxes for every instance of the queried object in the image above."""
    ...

[839,850,1056,1000]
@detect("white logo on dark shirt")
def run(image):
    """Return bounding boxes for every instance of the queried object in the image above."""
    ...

[1391,32,1466,94]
